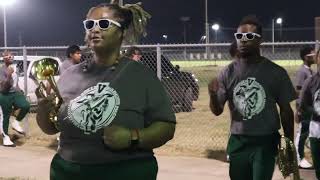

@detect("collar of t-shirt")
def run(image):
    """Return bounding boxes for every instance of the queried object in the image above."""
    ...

[303,65,313,75]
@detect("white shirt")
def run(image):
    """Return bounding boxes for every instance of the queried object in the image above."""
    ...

[309,120,320,139]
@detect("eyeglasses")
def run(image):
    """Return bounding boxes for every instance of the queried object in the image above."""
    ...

[83,19,121,31]
[234,32,261,41]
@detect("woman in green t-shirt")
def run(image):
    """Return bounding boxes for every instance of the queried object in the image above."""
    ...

[36,1,176,180]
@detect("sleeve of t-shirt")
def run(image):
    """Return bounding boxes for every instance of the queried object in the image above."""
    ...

[299,77,313,112]
[295,70,306,90]
[275,68,297,105]
[144,72,176,125]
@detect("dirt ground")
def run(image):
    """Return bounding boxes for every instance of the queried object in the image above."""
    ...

[0,145,316,180]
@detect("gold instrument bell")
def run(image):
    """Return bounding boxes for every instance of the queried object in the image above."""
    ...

[31,58,62,129]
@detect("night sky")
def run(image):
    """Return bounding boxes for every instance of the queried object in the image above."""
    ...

[2,0,320,46]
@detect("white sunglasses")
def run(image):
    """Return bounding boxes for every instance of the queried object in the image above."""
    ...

[306,53,316,57]
[234,32,261,41]
[83,19,121,31]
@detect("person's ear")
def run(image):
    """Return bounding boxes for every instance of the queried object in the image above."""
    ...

[303,55,307,61]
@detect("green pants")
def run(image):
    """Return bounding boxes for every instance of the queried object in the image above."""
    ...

[227,133,280,180]
[50,154,158,180]
[310,137,320,180]
[0,91,30,134]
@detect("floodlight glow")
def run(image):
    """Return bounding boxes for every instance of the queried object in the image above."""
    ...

[211,24,220,31]
[0,0,15,6]
[276,18,283,24]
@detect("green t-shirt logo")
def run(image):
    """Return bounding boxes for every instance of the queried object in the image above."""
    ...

[68,82,120,134]
[233,77,266,120]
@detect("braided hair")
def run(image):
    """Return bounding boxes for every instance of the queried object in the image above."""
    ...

[86,0,151,44]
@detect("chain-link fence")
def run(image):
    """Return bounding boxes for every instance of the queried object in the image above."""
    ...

[1,41,319,159]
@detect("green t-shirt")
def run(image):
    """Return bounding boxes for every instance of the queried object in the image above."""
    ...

[217,57,296,135]
[56,57,176,164]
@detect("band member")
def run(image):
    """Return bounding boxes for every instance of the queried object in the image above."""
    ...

[36,1,175,180]
[125,46,142,62]
[0,50,30,147]
[208,15,296,180]
[294,46,315,168]
[299,48,320,180]
[60,45,82,73]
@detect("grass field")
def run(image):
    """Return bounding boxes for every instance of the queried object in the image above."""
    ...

[171,59,302,67]
[0,60,313,162]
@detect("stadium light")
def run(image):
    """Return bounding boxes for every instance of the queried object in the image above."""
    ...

[0,0,15,47]
[276,18,283,24]
[211,24,220,31]
[211,23,220,42]
[276,18,283,41]
[162,35,168,42]
[0,0,14,6]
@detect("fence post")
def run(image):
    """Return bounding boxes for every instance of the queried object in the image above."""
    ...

[288,48,291,61]
[183,46,187,60]
[22,46,29,136]
[23,46,27,95]
[156,44,162,80]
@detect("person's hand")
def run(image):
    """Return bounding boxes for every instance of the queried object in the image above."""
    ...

[208,77,219,95]
[103,125,131,150]
[37,95,56,121]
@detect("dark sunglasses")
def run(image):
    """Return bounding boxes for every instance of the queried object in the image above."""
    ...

[234,32,261,41]
[83,19,121,31]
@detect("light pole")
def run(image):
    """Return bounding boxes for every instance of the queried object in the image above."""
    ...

[0,0,15,47]
[205,0,210,58]
[211,23,220,66]
[205,0,209,44]
[180,16,190,60]
[211,23,220,42]
[276,17,283,41]
[272,17,283,53]
[180,16,190,43]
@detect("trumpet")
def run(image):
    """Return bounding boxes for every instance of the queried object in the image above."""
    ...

[277,135,301,180]
[31,58,62,129]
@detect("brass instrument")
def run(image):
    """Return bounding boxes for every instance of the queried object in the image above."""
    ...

[31,58,62,129]
[277,135,301,180]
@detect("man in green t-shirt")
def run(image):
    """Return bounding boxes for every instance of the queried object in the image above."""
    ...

[208,15,296,180]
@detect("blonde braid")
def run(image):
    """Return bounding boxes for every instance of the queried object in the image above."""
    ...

[122,2,151,44]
